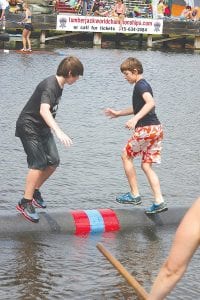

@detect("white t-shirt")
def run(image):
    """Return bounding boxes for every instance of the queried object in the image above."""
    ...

[0,0,9,9]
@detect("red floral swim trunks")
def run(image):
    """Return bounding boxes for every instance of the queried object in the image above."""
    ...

[125,125,163,163]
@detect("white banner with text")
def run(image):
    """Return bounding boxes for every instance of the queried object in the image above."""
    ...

[56,15,163,34]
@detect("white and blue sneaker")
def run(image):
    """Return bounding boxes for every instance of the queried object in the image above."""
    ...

[116,192,142,205]
[145,202,168,214]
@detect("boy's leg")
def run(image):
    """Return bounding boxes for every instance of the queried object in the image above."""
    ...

[141,162,163,203]
[32,133,59,208]
[25,166,57,209]
[143,163,167,214]
[22,29,28,50]
[27,30,32,50]
[24,166,56,199]
[24,168,44,200]
[121,150,140,197]
[19,131,59,211]
[17,168,41,223]
[35,165,57,190]
[116,128,144,205]
[116,150,141,205]
[138,125,167,214]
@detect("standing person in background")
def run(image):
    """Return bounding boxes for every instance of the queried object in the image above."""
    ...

[15,56,84,223]
[20,3,33,52]
[148,196,200,299]
[105,57,167,214]
[0,0,9,20]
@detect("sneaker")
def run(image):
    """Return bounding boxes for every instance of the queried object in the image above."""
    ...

[27,48,32,52]
[145,202,168,215]
[116,192,142,205]
[32,190,47,209]
[16,199,39,223]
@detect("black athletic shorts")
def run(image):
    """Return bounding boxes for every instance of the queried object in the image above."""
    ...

[24,23,33,31]
[19,131,60,170]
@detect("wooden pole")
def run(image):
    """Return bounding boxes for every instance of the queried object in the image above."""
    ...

[96,243,148,300]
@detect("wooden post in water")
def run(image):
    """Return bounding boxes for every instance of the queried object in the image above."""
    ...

[93,32,102,46]
[147,34,153,48]
[194,36,200,49]
[40,30,46,44]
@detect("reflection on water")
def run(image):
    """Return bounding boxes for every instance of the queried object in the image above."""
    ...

[0,46,199,299]
[14,235,48,300]
[0,227,200,299]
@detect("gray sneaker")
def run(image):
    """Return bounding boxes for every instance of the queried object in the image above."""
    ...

[16,198,39,223]
[32,189,47,209]
[145,202,168,215]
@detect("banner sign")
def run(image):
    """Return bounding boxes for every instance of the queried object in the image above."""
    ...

[56,15,163,34]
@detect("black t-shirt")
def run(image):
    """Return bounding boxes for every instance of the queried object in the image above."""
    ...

[15,75,63,136]
[132,79,160,128]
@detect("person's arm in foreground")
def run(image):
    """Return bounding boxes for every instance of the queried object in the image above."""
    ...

[40,103,73,147]
[148,197,200,300]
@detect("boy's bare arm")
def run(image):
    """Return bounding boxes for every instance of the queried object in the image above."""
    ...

[104,106,134,118]
[40,103,73,147]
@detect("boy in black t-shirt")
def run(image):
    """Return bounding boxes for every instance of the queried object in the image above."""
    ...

[15,56,84,223]
[105,57,167,214]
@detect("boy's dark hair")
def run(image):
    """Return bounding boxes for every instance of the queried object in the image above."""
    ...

[120,57,143,74]
[57,56,84,78]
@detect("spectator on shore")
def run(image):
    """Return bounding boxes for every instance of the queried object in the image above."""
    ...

[133,5,140,17]
[97,5,111,16]
[112,0,126,28]
[8,0,17,13]
[180,5,192,20]
[128,6,141,18]
[20,3,33,52]
[88,0,103,15]
[157,0,165,18]
[0,0,10,20]
[13,0,24,14]
[164,3,171,17]
[147,3,152,17]
[50,0,58,14]
[189,6,199,21]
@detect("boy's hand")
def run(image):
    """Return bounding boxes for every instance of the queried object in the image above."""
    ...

[104,108,119,118]
[55,129,73,147]
[125,117,137,130]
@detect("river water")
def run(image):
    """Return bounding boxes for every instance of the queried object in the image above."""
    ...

[0,45,199,299]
